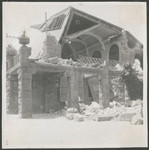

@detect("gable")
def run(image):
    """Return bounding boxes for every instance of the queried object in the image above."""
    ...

[67,13,98,35]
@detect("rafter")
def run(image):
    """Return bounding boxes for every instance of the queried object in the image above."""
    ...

[85,32,105,50]
[71,38,89,56]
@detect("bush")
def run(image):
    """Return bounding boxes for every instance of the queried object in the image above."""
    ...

[121,63,143,100]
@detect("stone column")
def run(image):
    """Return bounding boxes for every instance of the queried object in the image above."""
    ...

[101,68,110,108]
[6,74,12,113]
[18,68,32,118]
[68,69,80,110]
[17,42,32,118]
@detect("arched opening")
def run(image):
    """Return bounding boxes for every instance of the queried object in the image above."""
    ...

[135,53,143,69]
[92,51,102,58]
[109,44,119,61]
[61,43,76,61]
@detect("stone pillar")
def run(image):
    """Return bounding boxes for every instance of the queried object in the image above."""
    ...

[17,42,32,118]
[68,70,80,110]
[19,45,31,65]
[101,68,110,108]
[18,68,32,118]
[42,35,61,60]
[6,74,12,113]
[6,74,19,114]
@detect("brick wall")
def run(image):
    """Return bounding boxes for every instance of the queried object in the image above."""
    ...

[32,74,65,114]
[32,74,46,113]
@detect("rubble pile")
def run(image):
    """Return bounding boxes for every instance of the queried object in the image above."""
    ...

[65,100,143,125]
[36,57,105,69]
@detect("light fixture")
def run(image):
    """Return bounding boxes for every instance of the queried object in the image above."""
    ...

[76,20,80,25]
[65,38,71,44]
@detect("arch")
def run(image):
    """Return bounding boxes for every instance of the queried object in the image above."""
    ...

[92,51,102,58]
[109,44,119,61]
[85,32,105,50]
[61,43,76,60]
[71,38,89,55]
[135,53,143,69]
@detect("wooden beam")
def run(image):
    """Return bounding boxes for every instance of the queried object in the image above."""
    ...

[86,32,105,50]
[69,42,101,58]
[65,24,101,40]
[73,11,99,23]
[71,38,89,56]
[6,62,21,75]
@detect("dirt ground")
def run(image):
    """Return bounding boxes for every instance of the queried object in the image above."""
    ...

[2,114,147,148]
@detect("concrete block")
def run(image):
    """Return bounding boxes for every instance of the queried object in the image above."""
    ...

[119,112,135,121]
[131,115,143,125]
[74,114,84,122]
[66,113,74,120]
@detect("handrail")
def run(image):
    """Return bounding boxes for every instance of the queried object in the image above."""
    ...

[77,55,124,69]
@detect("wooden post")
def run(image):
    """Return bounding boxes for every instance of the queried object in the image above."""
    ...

[101,68,110,108]
[68,69,80,110]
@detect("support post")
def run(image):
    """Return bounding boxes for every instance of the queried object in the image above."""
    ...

[68,69,80,110]
[18,68,32,118]
[17,37,33,118]
[101,68,110,108]
[6,74,12,113]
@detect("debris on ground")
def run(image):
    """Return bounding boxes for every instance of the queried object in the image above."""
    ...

[66,113,74,120]
[33,99,143,125]
[131,114,143,125]
[74,114,84,122]
[66,107,78,113]
[118,112,136,121]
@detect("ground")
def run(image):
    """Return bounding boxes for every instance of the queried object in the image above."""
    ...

[2,114,147,148]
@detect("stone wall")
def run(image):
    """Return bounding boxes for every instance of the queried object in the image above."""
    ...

[32,74,46,113]
[6,75,18,114]
[83,78,94,105]
[41,35,61,60]
[32,73,65,114]
[44,74,65,113]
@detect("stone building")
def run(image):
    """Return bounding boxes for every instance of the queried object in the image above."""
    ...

[6,7,143,118]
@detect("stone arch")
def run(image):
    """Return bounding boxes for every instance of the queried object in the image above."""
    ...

[135,53,143,69]
[71,38,89,55]
[92,50,102,58]
[109,44,119,61]
[85,32,105,50]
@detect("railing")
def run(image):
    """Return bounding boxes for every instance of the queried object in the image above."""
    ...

[77,55,104,65]
[77,55,124,69]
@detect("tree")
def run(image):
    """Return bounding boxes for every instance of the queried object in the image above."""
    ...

[121,62,143,100]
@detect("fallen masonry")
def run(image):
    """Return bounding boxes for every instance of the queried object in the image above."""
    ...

[6,7,143,118]
[32,100,143,125]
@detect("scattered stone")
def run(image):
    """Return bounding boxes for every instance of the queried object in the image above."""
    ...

[141,105,143,117]
[66,114,74,120]
[136,99,142,106]
[125,100,132,107]
[74,114,84,122]
[131,99,142,107]
[94,115,114,122]
[131,115,143,125]
[47,57,59,64]
[67,108,78,113]
[119,112,135,121]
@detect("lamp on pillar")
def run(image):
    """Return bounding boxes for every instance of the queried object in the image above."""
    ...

[19,30,30,46]
[18,31,31,61]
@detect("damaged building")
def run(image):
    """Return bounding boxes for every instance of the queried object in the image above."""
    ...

[6,6,143,118]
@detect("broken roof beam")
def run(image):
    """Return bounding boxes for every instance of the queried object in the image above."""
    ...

[65,24,101,40]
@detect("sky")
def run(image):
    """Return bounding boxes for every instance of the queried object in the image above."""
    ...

[3,2,146,58]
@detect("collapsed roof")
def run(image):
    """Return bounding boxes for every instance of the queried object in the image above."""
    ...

[31,6,143,58]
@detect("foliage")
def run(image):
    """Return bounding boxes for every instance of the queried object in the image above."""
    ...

[6,44,17,55]
[121,63,143,100]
